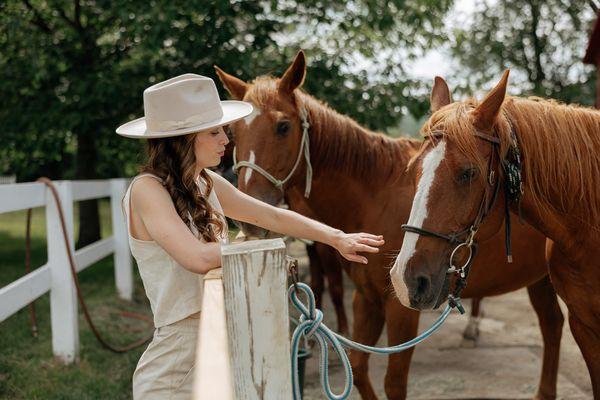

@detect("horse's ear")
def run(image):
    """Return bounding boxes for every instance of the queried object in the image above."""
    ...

[472,70,510,131]
[430,76,452,113]
[214,65,248,100]
[278,50,306,96]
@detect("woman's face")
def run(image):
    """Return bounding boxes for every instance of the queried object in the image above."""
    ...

[193,126,230,169]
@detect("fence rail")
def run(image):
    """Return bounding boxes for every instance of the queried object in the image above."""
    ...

[0,178,132,364]
[0,175,16,184]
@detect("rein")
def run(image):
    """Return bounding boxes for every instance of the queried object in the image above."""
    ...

[287,257,462,400]
[401,124,523,304]
[232,108,313,198]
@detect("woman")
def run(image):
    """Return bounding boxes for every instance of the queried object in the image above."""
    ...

[116,73,384,399]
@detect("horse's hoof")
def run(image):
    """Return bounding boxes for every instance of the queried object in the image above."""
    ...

[462,320,480,344]
[460,337,478,348]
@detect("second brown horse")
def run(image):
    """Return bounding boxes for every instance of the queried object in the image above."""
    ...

[216,52,563,400]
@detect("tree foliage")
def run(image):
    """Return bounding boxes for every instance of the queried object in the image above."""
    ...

[449,0,597,104]
[0,0,452,182]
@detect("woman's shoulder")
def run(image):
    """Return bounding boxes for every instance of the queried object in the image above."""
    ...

[204,169,231,188]
[131,174,165,193]
[131,175,172,211]
[204,168,223,181]
[202,169,231,199]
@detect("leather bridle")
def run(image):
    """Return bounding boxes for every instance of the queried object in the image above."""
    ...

[232,108,313,198]
[401,124,522,307]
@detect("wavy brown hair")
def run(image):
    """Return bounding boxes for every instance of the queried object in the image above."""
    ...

[140,133,226,242]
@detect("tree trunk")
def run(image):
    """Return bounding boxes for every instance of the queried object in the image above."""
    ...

[75,130,101,249]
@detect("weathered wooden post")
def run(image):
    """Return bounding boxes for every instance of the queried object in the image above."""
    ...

[194,238,292,399]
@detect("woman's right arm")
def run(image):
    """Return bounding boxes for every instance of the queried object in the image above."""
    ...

[131,177,221,274]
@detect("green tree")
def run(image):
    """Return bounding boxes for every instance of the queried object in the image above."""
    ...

[1,1,283,246]
[0,0,452,245]
[449,0,597,105]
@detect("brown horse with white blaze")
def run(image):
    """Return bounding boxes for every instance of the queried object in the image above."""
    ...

[390,71,599,397]
[216,52,564,400]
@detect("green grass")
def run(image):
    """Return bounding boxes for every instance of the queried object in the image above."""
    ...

[0,200,152,399]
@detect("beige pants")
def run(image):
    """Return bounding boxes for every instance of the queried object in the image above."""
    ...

[133,316,199,400]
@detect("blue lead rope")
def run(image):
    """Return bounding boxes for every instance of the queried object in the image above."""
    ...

[289,282,460,400]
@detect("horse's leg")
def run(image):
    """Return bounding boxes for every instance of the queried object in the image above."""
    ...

[526,275,563,400]
[383,298,420,400]
[305,243,325,310]
[315,244,349,335]
[350,290,385,400]
[461,297,483,347]
[546,240,600,397]
[567,312,600,396]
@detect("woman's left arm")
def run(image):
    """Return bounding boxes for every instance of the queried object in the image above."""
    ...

[210,171,384,264]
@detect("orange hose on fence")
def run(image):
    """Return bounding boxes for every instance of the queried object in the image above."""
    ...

[24,177,153,353]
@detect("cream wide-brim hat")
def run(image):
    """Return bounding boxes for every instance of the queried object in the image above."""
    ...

[116,73,252,139]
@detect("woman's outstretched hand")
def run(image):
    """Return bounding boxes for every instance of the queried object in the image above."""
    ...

[332,232,385,264]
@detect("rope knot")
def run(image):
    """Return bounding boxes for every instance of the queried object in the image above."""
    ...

[299,309,323,338]
[288,281,455,400]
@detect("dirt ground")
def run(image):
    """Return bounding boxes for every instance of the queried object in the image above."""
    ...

[287,241,593,400]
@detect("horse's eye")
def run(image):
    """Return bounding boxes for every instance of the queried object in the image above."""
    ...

[458,167,478,183]
[276,120,291,136]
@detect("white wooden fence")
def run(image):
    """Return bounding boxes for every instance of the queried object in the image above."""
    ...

[0,175,16,184]
[0,179,132,364]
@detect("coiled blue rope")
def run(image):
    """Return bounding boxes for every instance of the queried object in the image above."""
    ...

[289,282,461,400]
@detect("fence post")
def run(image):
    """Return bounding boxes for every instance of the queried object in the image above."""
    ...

[110,179,133,300]
[221,238,292,400]
[46,180,79,364]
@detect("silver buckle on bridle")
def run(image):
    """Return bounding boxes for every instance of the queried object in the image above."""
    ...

[447,227,477,278]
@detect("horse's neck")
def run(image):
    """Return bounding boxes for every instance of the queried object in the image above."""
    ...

[288,98,418,230]
[506,100,600,256]
[303,96,419,182]
[288,164,415,233]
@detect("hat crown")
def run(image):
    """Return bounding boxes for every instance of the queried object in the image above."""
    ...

[143,74,224,132]
[116,73,252,139]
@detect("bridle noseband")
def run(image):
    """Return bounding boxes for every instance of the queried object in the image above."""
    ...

[232,108,313,198]
[401,125,522,307]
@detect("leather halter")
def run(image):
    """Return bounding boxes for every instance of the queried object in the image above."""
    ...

[401,125,522,306]
[232,108,313,198]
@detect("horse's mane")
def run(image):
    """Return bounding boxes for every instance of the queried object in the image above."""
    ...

[296,92,420,184]
[247,76,420,185]
[422,96,600,225]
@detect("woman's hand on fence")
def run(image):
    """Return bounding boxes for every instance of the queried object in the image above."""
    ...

[332,232,384,264]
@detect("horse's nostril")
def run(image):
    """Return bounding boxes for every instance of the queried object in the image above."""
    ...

[415,275,431,299]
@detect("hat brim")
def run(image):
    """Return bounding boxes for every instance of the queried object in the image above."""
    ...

[116,101,253,139]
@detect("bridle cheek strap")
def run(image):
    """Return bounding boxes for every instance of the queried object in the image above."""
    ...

[233,108,313,198]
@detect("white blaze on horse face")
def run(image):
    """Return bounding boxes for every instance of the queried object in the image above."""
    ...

[244,106,261,125]
[391,140,447,306]
[244,151,256,186]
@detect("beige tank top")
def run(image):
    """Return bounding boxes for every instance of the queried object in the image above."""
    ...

[123,172,228,328]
